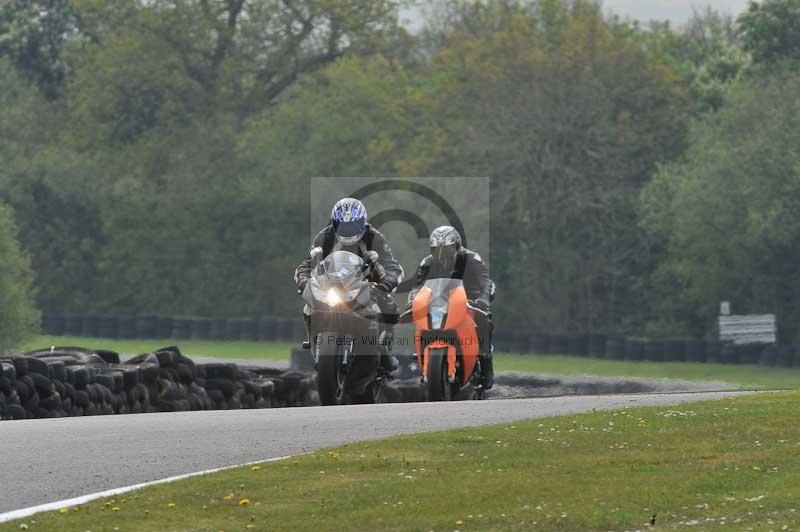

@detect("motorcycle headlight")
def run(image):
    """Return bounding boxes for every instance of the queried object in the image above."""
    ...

[430,309,446,329]
[326,288,342,307]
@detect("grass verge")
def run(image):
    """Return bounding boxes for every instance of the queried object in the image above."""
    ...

[3,392,798,531]
[494,354,800,390]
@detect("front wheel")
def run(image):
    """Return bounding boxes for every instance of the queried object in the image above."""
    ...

[316,332,345,406]
[427,348,454,401]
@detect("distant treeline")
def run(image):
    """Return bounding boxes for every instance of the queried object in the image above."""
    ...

[3,0,800,348]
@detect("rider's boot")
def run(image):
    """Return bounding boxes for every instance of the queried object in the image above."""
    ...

[479,337,494,390]
[480,353,494,390]
[379,328,398,373]
[302,314,313,349]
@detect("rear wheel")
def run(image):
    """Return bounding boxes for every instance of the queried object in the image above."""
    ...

[427,348,454,401]
[316,332,345,406]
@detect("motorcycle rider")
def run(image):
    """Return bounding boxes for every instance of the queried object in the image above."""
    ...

[408,225,495,389]
[295,198,403,372]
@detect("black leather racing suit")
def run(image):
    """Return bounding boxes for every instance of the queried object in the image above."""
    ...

[295,224,403,345]
[408,248,494,357]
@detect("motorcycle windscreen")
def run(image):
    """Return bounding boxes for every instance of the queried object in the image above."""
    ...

[422,278,465,329]
[321,251,363,285]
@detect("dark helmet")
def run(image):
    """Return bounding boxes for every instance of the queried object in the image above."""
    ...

[429,225,462,268]
[330,198,367,245]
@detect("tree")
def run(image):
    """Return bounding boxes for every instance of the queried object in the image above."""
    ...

[0,59,101,314]
[643,8,747,114]
[641,67,800,341]
[0,202,39,352]
[69,0,407,135]
[404,0,688,335]
[738,0,800,65]
[0,0,79,98]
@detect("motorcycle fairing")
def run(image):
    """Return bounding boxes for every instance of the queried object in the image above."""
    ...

[412,278,480,385]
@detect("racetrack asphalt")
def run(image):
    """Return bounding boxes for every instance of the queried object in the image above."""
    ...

[1,391,752,514]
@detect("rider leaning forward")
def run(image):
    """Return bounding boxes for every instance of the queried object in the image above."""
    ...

[294,198,402,372]
[407,225,495,389]
[295,200,494,388]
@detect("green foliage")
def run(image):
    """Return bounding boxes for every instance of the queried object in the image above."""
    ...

[645,9,747,114]
[0,202,39,352]
[642,67,800,340]
[739,0,800,65]
[0,0,78,98]
[1,0,791,345]
[404,0,689,334]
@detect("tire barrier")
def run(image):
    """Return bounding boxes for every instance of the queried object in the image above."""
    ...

[549,335,568,355]
[706,341,722,364]
[663,339,687,363]
[776,345,795,368]
[686,340,707,363]
[135,316,158,339]
[64,316,83,337]
[759,344,778,367]
[191,318,211,340]
[528,334,550,354]
[643,340,664,362]
[172,318,192,340]
[156,317,174,339]
[0,345,317,421]
[624,339,644,361]
[97,316,119,339]
[589,334,606,358]
[605,337,626,360]
[209,319,227,341]
[81,316,99,338]
[118,317,136,339]
[567,335,588,357]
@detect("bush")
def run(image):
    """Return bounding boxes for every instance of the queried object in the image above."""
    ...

[0,202,39,351]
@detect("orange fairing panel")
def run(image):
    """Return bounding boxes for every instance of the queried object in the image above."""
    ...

[457,321,479,380]
[412,287,431,367]
[445,285,475,329]
[412,287,432,329]
[447,285,479,381]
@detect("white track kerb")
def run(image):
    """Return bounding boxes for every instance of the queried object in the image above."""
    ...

[0,454,297,524]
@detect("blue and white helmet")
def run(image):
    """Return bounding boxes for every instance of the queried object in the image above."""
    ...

[331,198,368,245]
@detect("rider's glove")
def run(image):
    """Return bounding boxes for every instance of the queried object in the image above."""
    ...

[364,250,379,264]
[472,298,490,312]
[375,280,393,293]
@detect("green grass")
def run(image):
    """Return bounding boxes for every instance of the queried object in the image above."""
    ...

[493,353,800,390]
[19,336,800,388]
[4,392,799,531]
[22,336,293,361]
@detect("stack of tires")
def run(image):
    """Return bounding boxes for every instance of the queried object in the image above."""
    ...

[0,345,319,421]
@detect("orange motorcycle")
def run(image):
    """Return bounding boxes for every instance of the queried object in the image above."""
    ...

[401,278,488,401]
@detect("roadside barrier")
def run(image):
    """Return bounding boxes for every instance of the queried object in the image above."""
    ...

[493,332,798,367]
[0,346,317,421]
[39,315,799,367]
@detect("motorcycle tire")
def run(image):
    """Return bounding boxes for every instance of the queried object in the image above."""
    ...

[316,331,345,406]
[427,348,454,401]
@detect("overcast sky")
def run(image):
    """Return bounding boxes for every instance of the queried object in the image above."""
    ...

[403,1,754,29]
[600,0,750,23]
